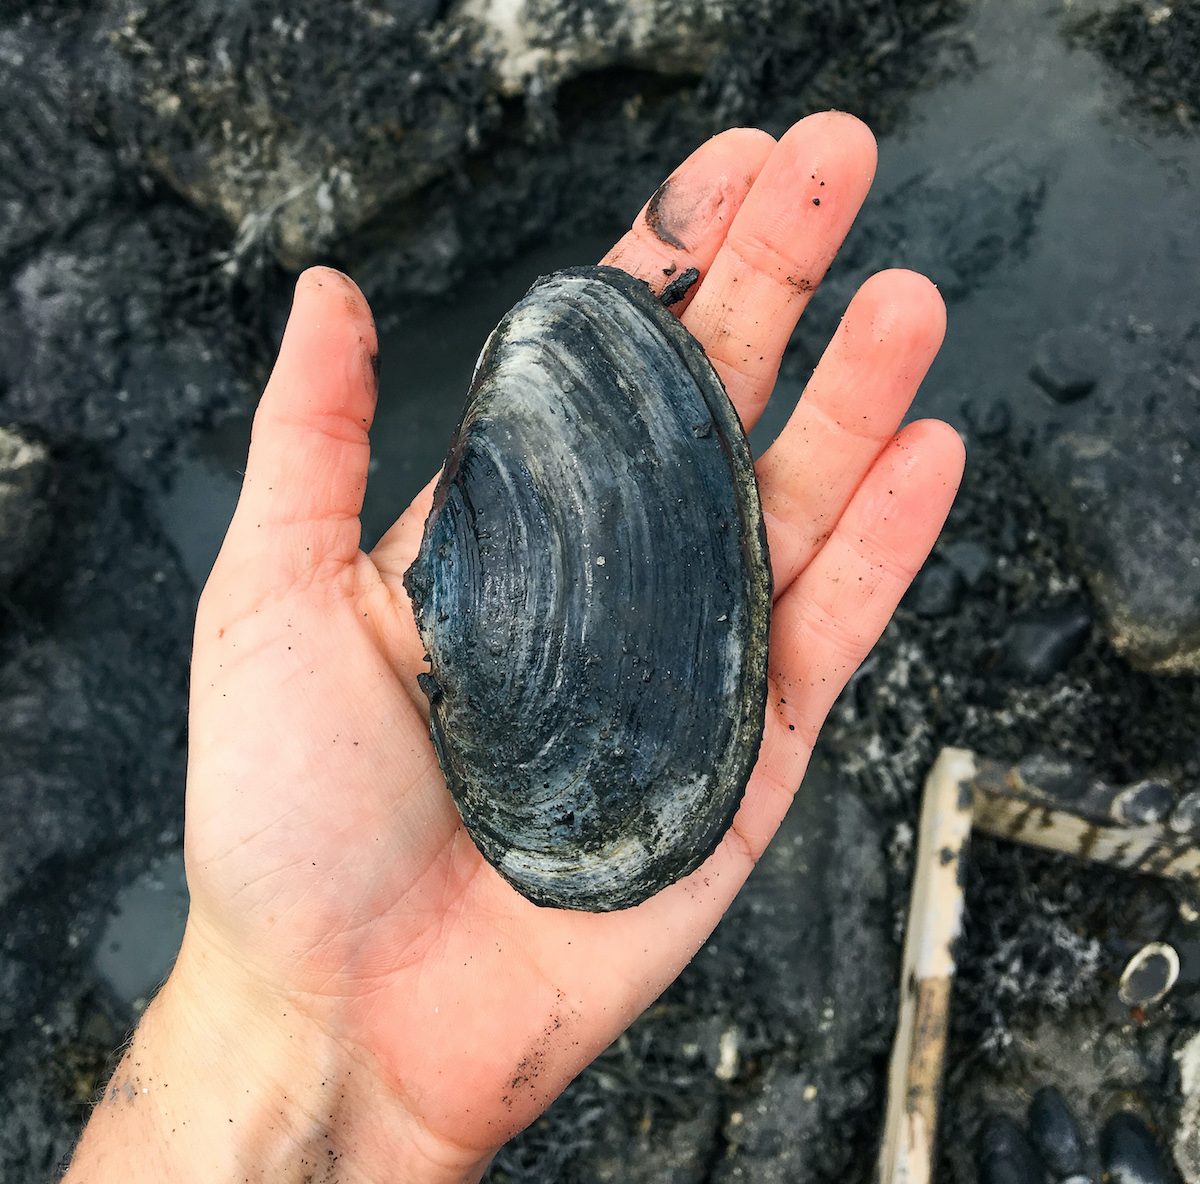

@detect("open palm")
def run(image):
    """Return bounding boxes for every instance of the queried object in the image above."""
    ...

[180,112,962,1180]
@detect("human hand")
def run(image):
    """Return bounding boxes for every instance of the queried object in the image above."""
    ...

[66,111,963,1183]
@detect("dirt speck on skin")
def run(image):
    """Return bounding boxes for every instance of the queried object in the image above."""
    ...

[501,1008,568,1110]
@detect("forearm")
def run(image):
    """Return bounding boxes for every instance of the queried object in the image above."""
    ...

[64,932,491,1184]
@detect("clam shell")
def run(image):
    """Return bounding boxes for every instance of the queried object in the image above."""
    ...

[404,266,771,911]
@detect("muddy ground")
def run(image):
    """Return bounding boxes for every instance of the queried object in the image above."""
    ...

[2,0,1199,1180]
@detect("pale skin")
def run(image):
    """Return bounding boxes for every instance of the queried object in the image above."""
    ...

[65,112,964,1183]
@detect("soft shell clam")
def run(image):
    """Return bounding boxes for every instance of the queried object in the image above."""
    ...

[404,265,771,911]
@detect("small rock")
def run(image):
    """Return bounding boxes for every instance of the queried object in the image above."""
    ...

[1171,791,1200,836]
[714,1027,740,1081]
[1014,753,1093,803]
[1028,1086,1086,1178]
[1113,780,1176,827]
[941,539,992,588]
[966,398,1012,440]
[977,1114,1047,1184]
[1101,1111,1170,1184]
[907,560,964,617]
[660,266,700,307]
[1030,326,1104,403]
[1000,602,1093,682]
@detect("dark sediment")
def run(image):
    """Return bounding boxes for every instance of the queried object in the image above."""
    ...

[1074,1,1200,130]
[0,14,263,477]
[0,446,190,1172]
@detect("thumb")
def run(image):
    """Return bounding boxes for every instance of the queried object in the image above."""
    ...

[216,267,379,599]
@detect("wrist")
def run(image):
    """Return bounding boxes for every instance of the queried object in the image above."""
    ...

[66,925,492,1184]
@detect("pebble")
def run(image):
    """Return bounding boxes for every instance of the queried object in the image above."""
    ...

[1028,1086,1086,1178]
[977,1114,1048,1184]
[1101,1111,1170,1184]
[1031,326,1103,403]
[966,398,1012,440]
[1170,790,1200,836]
[1113,779,1176,827]
[659,266,700,307]
[714,1027,739,1081]
[1000,602,1093,682]
[908,560,964,618]
[1016,752,1092,801]
[941,539,992,588]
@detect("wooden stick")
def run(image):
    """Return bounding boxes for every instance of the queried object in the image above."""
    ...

[878,747,977,1184]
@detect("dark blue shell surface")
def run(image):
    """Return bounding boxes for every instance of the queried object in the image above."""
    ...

[404,266,771,911]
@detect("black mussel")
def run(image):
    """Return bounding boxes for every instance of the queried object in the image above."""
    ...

[977,1114,1047,1184]
[1028,1086,1086,1179]
[1101,1111,1169,1184]
[405,266,772,911]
